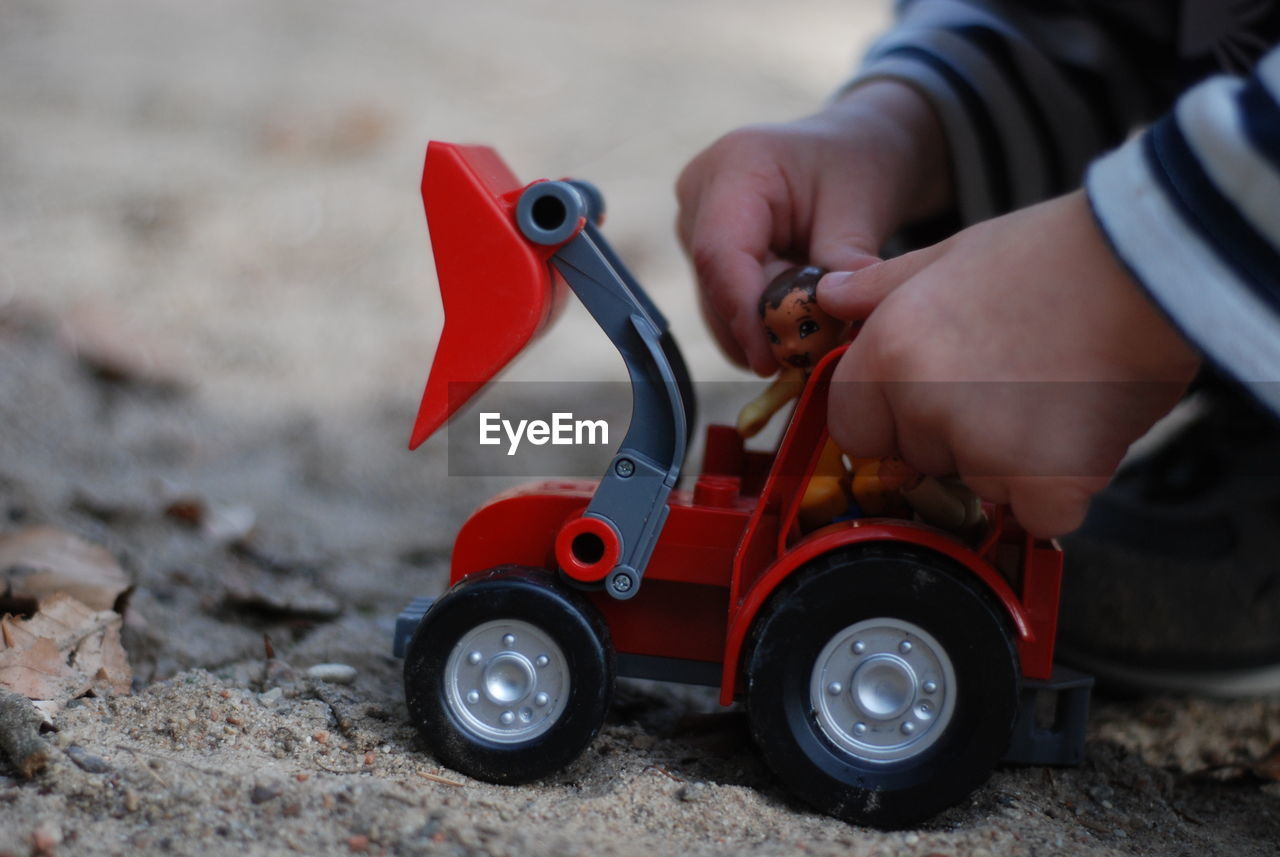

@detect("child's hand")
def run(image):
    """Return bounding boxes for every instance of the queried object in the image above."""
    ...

[676,80,950,375]
[818,191,1201,537]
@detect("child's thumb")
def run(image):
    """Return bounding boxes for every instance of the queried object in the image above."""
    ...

[816,242,945,320]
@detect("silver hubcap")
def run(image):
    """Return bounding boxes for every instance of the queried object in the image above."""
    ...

[444,619,568,744]
[809,617,956,763]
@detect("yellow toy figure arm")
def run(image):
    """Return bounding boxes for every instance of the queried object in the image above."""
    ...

[737,367,806,438]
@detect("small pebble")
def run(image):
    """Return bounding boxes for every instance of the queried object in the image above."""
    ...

[904,832,919,845]
[251,783,283,804]
[347,834,370,853]
[296,773,310,783]
[676,782,708,803]
[363,750,376,767]
[313,731,330,745]
[65,745,112,774]
[307,663,358,685]
[258,687,284,707]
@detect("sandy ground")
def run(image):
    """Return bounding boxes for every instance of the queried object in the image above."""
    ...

[2,2,1280,855]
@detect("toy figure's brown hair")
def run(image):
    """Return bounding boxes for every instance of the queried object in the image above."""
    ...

[759,265,828,317]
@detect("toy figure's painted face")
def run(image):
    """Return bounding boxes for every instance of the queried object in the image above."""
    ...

[762,290,844,373]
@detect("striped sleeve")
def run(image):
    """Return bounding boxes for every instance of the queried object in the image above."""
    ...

[847,0,1176,225]
[1087,47,1280,414]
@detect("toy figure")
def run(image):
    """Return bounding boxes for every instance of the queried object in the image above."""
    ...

[738,265,983,536]
[737,266,849,529]
[737,265,846,437]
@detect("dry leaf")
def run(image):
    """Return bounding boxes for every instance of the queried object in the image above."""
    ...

[0,593,132,710]
[0,635,71,700]
[0,526,130,612]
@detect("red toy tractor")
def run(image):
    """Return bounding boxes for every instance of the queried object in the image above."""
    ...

[394,142,1091,829]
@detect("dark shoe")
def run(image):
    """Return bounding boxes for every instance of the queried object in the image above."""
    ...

[1058,377,1280,697]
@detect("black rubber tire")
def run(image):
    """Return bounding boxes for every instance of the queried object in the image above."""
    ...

[403,566,614,784]
[745,544,1020,829]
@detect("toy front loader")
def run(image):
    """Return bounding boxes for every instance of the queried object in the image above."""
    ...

[395,142,1091,830]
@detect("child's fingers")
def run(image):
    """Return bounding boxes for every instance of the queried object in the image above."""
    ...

[680,183,781,375]
[807,170,893,274]
[826,344,898,462]
[694,240,775,375]
[696,286,748,368]
[816,241,947,321]
[808,189,884,273]
[959,474,1095,538]
[1004,477,1106,539]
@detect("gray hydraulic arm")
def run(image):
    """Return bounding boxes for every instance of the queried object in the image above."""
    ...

[515,180,695,600]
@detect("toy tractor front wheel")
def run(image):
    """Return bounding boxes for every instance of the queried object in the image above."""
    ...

[745,545,1020,828]
[403,566,615,783]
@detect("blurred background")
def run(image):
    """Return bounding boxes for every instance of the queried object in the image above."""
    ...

[0,0,887,420]
[6,11,1280,855]
[0,0,890,680]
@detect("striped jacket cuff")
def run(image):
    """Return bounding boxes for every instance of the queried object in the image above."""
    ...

[1086,52,1280,415]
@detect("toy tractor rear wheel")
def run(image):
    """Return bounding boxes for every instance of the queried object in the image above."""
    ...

[403,565,614,783]
[745,545,1019,828]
